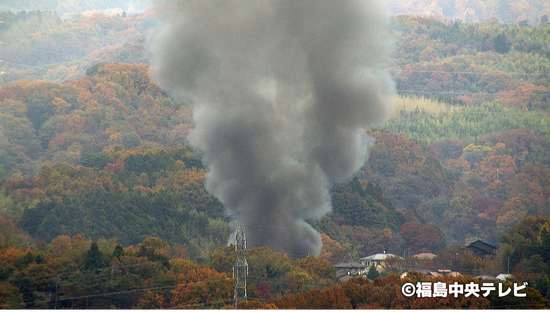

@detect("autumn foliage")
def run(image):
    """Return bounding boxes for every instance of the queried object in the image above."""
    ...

[1,8,550,309]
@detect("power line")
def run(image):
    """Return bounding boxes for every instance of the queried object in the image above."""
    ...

[391,68,550,77]
[396,89,550,97]
[20,275,234,309]
[15,269,545,310]
[390,109,549,115]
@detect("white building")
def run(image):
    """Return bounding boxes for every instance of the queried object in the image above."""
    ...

[359,253,402,270]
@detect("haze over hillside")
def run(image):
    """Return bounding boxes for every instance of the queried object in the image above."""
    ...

[0,0,148,18]
[2,0,549,24]
[387,0,550,24]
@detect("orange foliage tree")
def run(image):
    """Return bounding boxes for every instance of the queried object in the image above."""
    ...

[168,259,232,309]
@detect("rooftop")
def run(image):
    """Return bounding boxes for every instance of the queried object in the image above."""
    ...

[334,261,365,268]
[413,253,437,259]
[360,253,401,261]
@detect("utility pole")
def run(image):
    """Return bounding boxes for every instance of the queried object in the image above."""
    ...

[233,224,248,308]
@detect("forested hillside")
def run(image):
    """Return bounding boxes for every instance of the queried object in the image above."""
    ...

[0,0,147,18]
[364,15,550,247]
[0,10,150,85]
[390,16,550,109]
[1,146,226,259]
[2,0,548,25]
[0,63,190,178]
[0,12,548,252]
[1,10,550,309]
[387,0,550,24]
[359,129,550,247]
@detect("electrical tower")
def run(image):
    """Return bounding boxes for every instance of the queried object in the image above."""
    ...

[233,224,248,308]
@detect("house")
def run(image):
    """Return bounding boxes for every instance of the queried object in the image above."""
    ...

[359,253,402,270]
[467,240,498,257]
[399,268,431,279]
[428,269,461,277]
[413,253,437,260]
[496,273,514,281]
[474,275,498,281]
[334,261,366,276]
[400,269,461,279]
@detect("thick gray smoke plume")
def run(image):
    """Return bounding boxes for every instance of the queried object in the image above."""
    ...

[149,0,394,257]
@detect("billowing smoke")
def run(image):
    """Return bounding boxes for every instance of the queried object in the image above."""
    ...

[148,0,395,257]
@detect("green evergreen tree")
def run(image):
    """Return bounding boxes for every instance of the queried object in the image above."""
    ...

[494,32,511,53]
[112,243,125,261]
[366,264,379,280]
[541,228,550,263]
[84,241,104,271]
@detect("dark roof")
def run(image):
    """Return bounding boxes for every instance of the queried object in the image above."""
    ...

[400,268,431,275]
[467,240,498,256]
[474,275,498,281]
[334,261,364,268]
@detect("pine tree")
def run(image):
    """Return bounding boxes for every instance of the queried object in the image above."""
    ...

[493,32,511,53]
[84,241,104,271]
[366,264,379,280]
